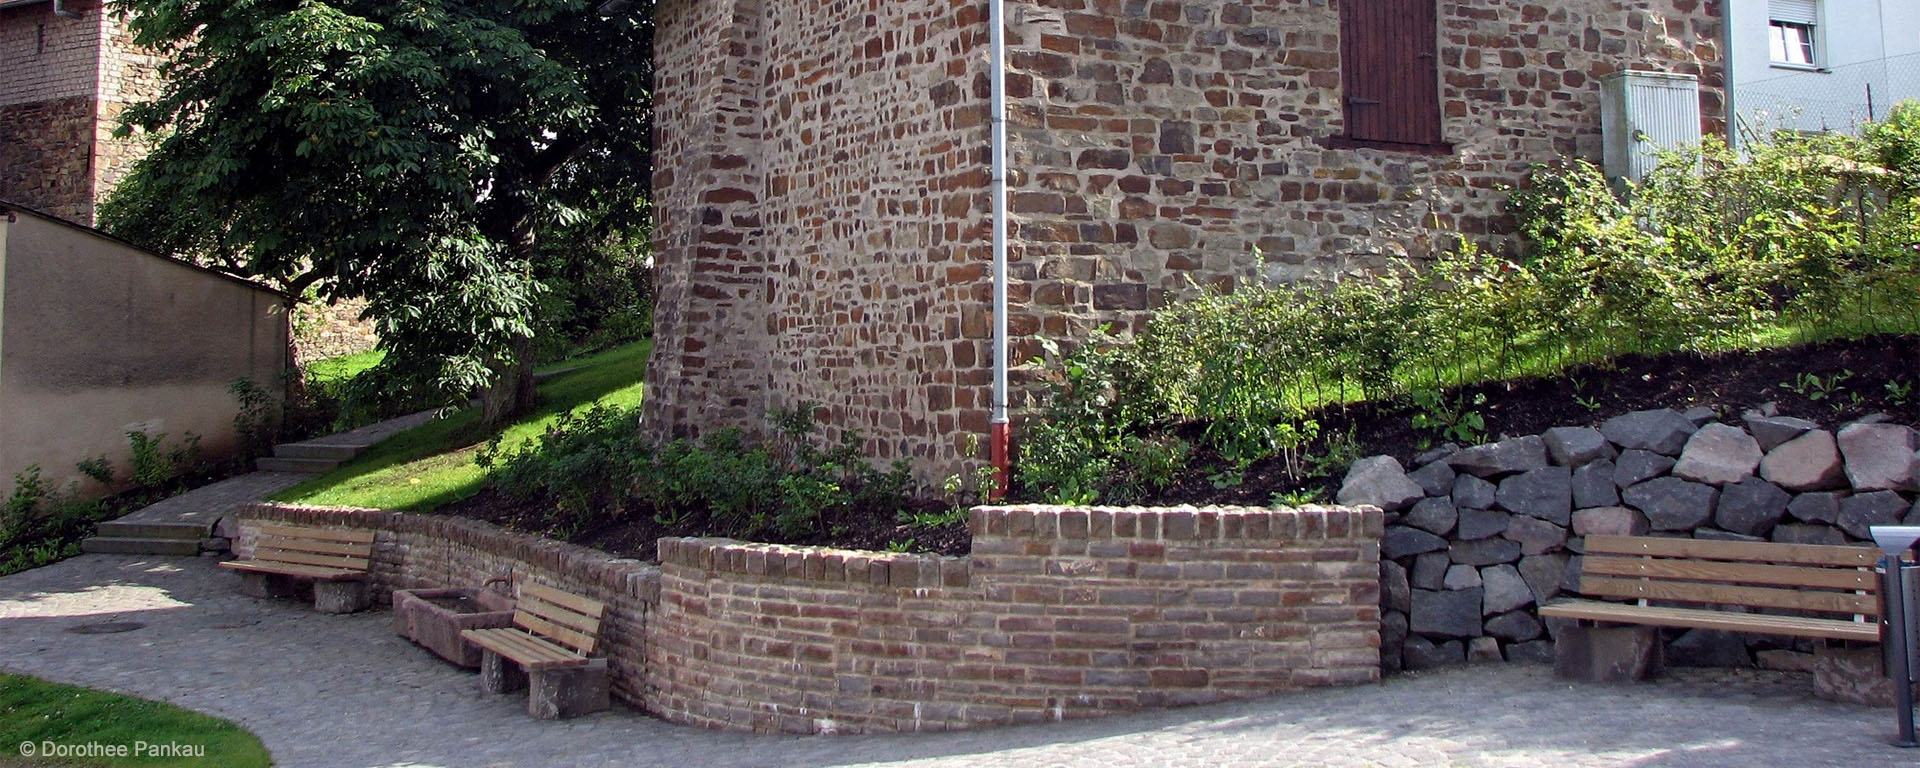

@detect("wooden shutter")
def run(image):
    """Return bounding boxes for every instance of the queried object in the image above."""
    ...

[1340,0,1443,147]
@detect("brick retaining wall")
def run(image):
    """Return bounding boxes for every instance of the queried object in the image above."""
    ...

[237,502,1382,733]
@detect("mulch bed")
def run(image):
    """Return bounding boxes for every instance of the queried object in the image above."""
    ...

[437,334,1919,560]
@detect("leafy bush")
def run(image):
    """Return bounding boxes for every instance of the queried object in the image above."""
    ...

[477,403,912,543]
[1017,108,1920,504]
[1,468,109,575]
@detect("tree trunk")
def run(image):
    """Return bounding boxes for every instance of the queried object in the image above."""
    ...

[481,336,537,427]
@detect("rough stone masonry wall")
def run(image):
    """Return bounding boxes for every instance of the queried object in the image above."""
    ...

[647,1,1726,480]
[0,2,103,223]
[1336,407,1920,673]
[1002,0,1726,352]
[236,502,1381,734]
[646,0,995,475]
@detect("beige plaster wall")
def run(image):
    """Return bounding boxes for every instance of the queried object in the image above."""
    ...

[0,209,288,495]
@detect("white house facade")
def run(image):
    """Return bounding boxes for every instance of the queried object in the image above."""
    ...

[1728,0,1920,137]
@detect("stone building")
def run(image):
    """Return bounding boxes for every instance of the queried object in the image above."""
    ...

[0,0,160,226]
[646,0,1729,481]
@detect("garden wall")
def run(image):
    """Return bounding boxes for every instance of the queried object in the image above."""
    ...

[235,502,1382,733]
[1340,407,1920,672]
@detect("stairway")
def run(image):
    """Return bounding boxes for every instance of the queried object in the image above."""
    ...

[80,409,438,556]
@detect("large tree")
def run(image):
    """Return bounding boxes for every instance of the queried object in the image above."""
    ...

[102,0,654,423]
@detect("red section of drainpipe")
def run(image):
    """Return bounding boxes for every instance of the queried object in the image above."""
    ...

[989,421,1011,501]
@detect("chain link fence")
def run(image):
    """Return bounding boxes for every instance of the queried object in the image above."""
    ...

[1733,51,1920,138]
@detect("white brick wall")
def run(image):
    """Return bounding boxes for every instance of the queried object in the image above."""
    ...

[0,5,102,107]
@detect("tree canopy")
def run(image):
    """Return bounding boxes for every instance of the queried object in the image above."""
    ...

[102,0,654,418]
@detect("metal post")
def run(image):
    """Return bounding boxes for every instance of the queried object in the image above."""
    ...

[1883,553,1917,748]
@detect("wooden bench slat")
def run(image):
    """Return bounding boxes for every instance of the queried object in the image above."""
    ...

[255,524,376,545]
[256,535,372,558]
[1540,599,1880,642]
[518,592,603,636]
[463,628,588,670]
[520,583,605,619]
[1580,575,1880,616]
[254,548,371,572]
[1583,555,1880,592]
[1584,534,1880,568]
[218,560,364,581]
[513,611,599,656]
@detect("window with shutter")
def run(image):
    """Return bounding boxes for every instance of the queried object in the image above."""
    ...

[1767,0,1820,67]
[1338,0,1445,150]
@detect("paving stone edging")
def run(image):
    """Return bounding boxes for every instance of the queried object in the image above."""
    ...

[236,501,1382,734]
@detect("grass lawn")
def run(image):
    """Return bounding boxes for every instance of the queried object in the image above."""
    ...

[300,348,384,382]
[270,341,650,511]
[0,673,271,767]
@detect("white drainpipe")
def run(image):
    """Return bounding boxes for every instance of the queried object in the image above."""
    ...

[988,0,1011,498]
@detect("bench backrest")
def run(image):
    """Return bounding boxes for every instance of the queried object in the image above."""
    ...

[252,524,374,572]
[1581,534,1882,619]
[513,583,606,657]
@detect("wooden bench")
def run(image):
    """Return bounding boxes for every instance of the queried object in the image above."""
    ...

[461,583,610,719]
[1538,534,1882,682]
[219,524,375,614]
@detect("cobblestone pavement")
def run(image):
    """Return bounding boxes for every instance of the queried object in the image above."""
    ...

[0,554,1910,768]
[111,472,310,532]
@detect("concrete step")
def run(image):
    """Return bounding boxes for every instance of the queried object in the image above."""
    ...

[273,443,362,461]
[255,456,341,474]
[94,520,209,540]
[79,536,203,556]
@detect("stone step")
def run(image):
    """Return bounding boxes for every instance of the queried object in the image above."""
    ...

[79,536,203,556]
[273,442,362,461]
[255,456,341,474]
[94,520,209,540]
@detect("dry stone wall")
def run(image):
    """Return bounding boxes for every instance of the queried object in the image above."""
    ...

[1340,407,1918,672]
[237,502,1382,734]
[647,0,1727,481]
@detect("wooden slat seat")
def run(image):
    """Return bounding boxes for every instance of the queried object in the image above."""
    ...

[461,583,606,671]
[220,524,376,613]
[1540,534,1886,682]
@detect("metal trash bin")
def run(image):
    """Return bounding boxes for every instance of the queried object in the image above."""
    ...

[1870,525,1920,748]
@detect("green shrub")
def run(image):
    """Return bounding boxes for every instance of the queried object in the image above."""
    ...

[1016,113,1920,505]
[1,468,109,576]
[478,403,912,543]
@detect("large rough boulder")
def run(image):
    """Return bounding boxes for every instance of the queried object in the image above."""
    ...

[1838,423,1920,492]
[1484,611,1544,643]
[1714,477,1792,538]
[1447,435,1550,477]
[1410,552,1450,590]
[1402,497,1458,536]
[1518,552,1571,603]
[1672,424,1763,486]
[1503,515,1568,556]
[1381,560,1412,613]
[1787,492,1841,524]
[1601,409,1700,455]
[1745,414,1817,451]
[1774,523,1850,546]
[1452,474,1498,510]
[1573,506,1650,537]
[1481,564,1534,615]
[1613,450,1677,488]
[1572,461,1620,508]
[1403,637,1466,670]
[1456,507,1511,541]
[1543,427,1614,466]
[1406,460,1457,497]
[1443,564,1483,590]
[1339,456,1426,511]
[1411,588,1485,639]
[1759,430,1848,492]
[1838,490,1909,539]
[1383,525,1448,559]
[1622,477,1719,531]
[1449,538,1522,566]
[1496,466,1573,525]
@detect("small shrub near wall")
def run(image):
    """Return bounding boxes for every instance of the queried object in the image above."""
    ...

[1340,406,1920,671]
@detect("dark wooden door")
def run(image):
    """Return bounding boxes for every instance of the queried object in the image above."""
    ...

[1340,0,1442,147]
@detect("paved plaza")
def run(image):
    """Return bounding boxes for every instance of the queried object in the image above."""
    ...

[0,553,1910,767]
